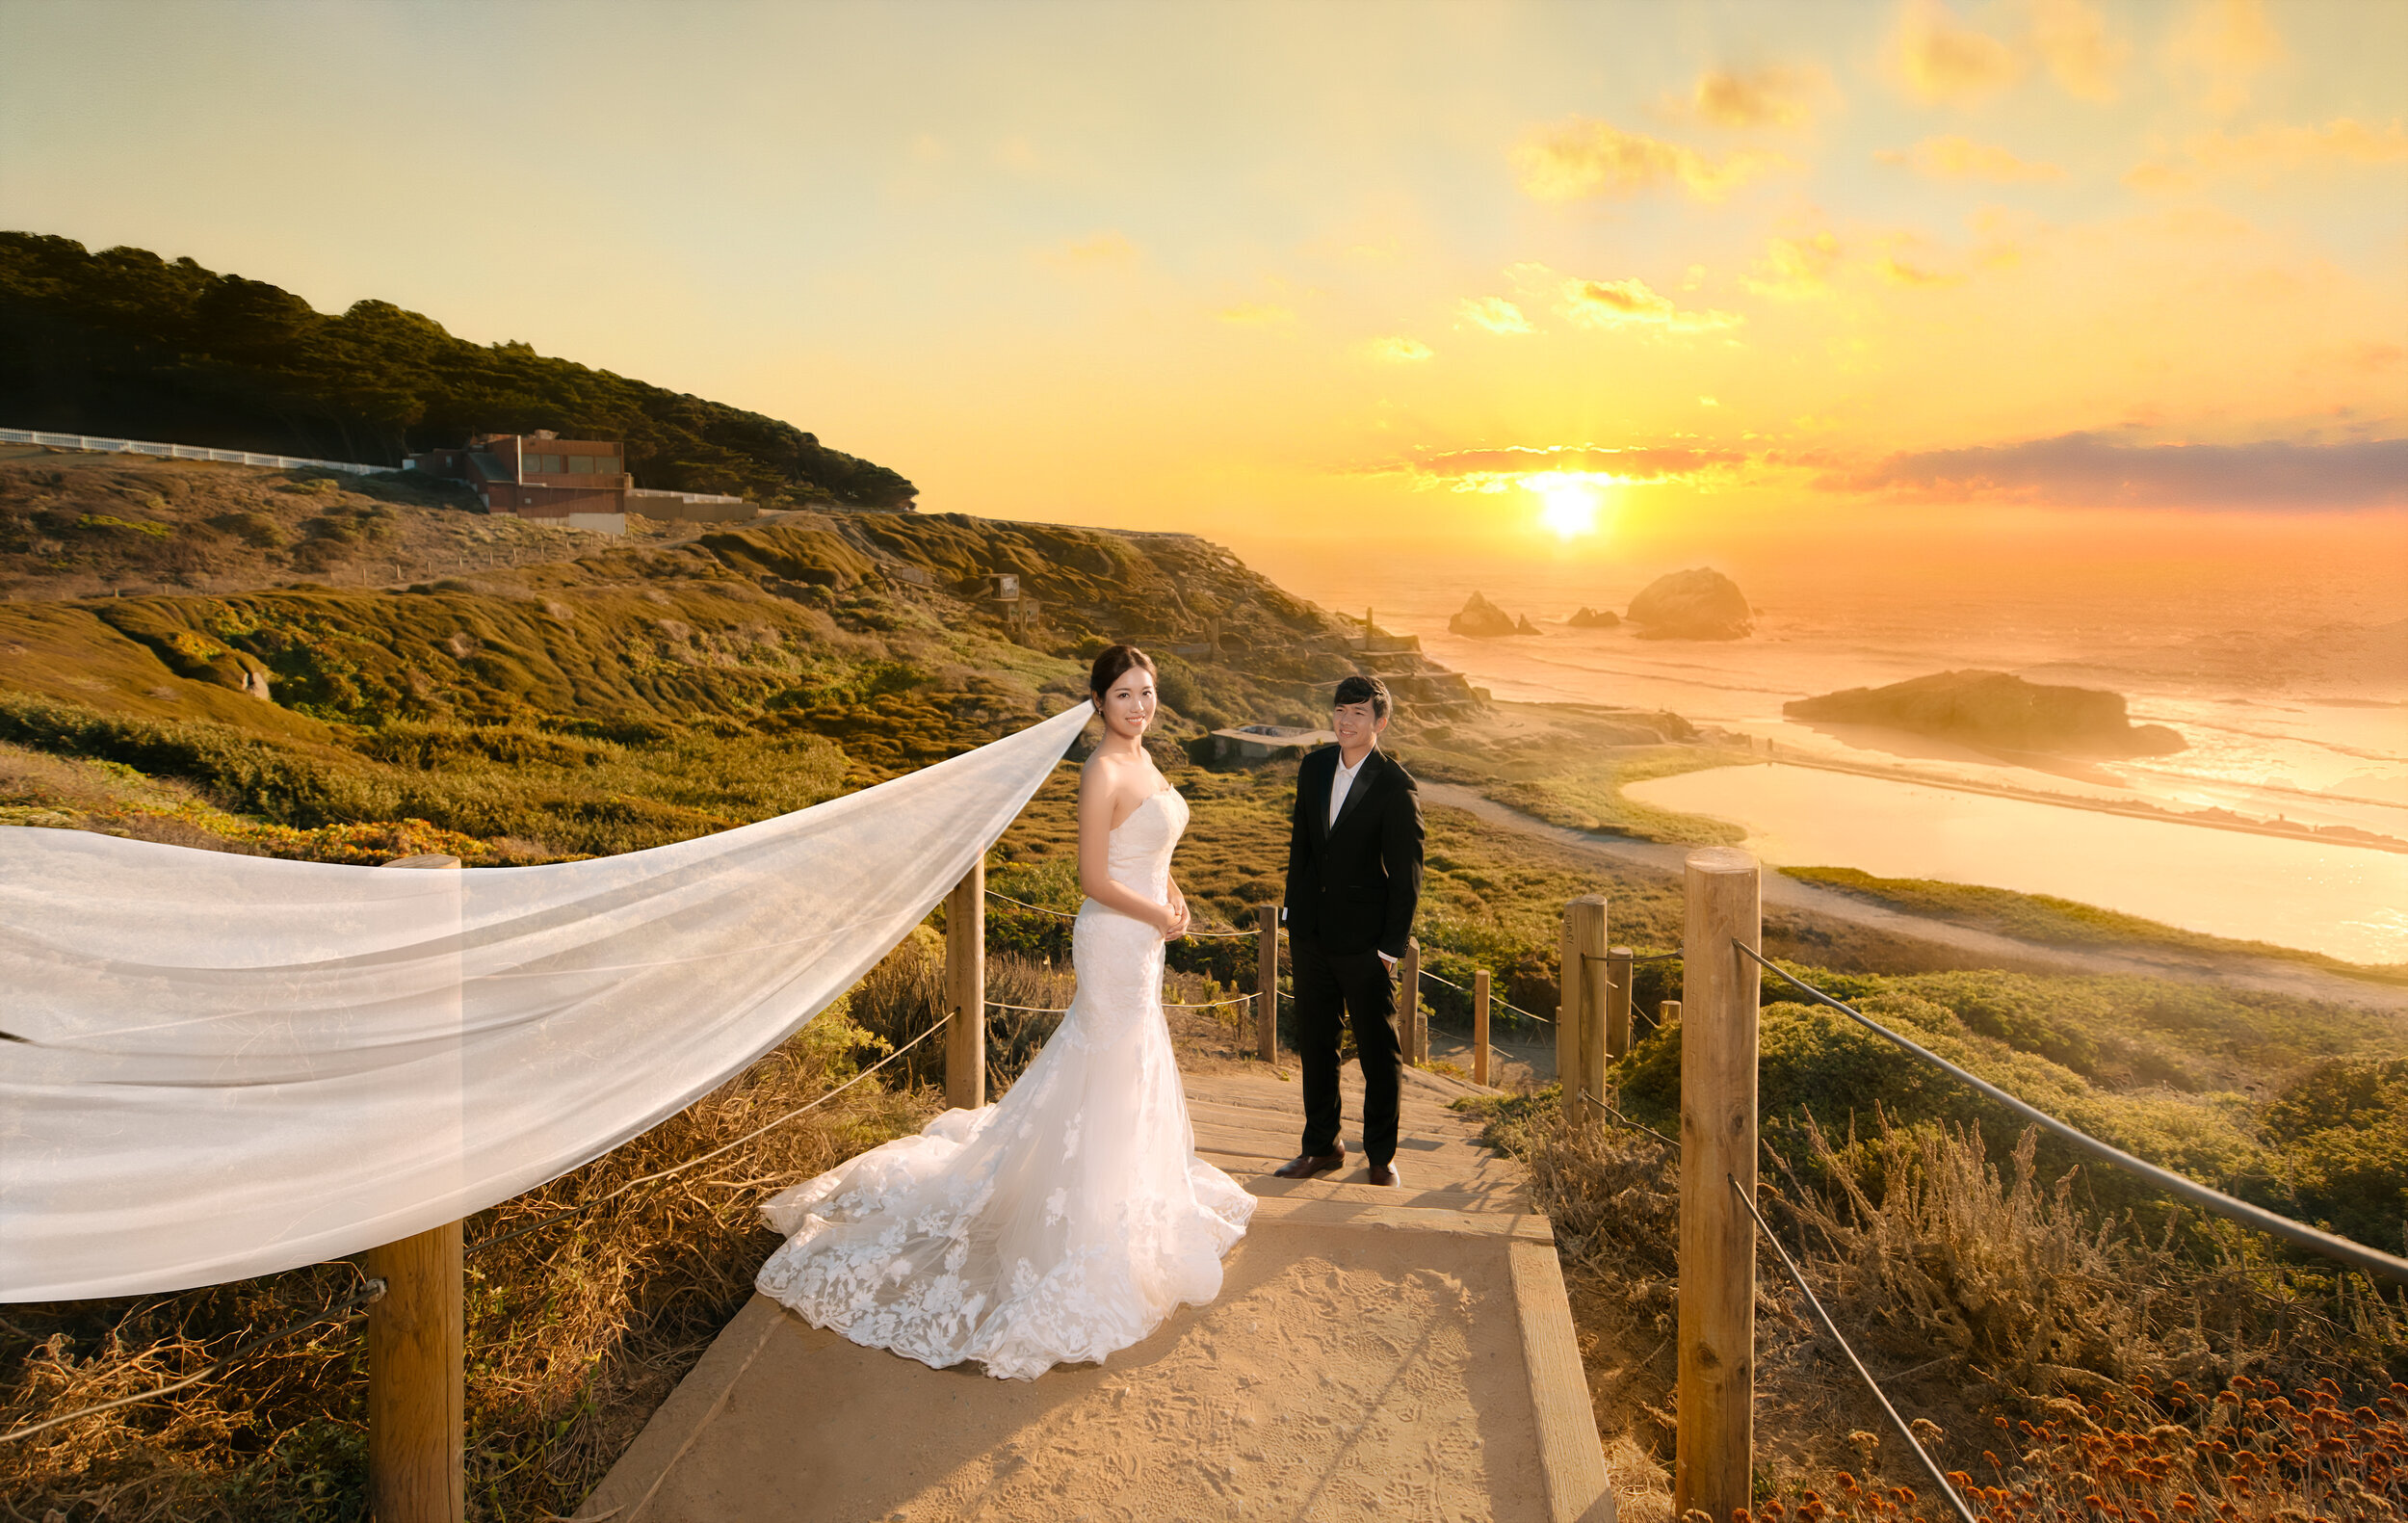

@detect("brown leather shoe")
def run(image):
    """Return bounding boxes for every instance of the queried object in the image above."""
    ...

[1273,1141,1346,1179]
[1369,1162,1401,1187]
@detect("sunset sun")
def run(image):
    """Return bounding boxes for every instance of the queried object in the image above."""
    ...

[1528,473,1604,539]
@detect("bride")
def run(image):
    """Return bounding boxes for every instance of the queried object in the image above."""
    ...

[754,643,1257,1379]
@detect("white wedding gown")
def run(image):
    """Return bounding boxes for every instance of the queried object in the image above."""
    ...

[755,787,1256,1379]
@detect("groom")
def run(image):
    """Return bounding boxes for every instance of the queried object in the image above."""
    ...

[1273,674,1425,1188]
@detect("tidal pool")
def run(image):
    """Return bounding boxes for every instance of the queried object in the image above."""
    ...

[1624,763,2408,966]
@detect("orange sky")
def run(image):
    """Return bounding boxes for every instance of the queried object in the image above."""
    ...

[2,0,2402,566]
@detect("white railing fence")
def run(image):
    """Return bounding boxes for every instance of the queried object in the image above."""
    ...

[2,427,389,477]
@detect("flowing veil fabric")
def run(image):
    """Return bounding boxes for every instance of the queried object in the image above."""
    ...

[0,702,1093,1302]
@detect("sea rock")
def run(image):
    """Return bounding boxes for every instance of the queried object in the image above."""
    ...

[1784,670,2187,756]
[1566,606,1621,629]
[1626,568,1752,641]
[1449,591,1537,638]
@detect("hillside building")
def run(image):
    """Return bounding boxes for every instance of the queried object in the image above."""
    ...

[404,431,753,535]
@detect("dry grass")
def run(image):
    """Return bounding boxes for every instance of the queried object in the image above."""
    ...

[1470,1090,2408,1523]
[0,1003,936,1522]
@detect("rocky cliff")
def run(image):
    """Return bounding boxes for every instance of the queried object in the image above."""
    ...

[1448,591,1537,638]
[1626,568,1751,641]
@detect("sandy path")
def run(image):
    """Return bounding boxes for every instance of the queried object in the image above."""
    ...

[1421,782,2408,1015]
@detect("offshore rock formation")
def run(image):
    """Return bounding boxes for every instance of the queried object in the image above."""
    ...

[1785,670,2187,756]
[1566,606,1620,628]
[1626,568,1752,641]
[1449,591,1539,638]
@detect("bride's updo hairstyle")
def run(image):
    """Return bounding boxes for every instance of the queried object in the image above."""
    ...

[1087,643,1157,707]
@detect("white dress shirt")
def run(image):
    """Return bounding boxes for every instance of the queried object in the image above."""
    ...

[1327,748,1369,828]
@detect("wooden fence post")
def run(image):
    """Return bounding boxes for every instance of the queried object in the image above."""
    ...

[1606,946,1634,1061]
[1675,848,1761,1523]
[1256,905,1280,1063]
[946,861,985,1111]
[1658,998,1681,1038]
[1569,898,1609,1118]
[1398,937,1423,1064]
[1472,969,1491,1088]
[1557,907,1578,1120]
[368,853,464,1523]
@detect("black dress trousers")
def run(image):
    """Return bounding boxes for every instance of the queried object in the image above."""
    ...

[1289,932,1402,1167]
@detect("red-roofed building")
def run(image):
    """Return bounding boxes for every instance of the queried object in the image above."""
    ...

[406,432,753,534]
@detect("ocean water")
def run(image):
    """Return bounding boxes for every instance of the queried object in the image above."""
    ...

[1236,538,2408,963]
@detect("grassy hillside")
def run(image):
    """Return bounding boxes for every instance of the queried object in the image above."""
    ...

[0,232,914,507]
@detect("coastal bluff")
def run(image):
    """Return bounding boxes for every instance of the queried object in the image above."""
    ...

[1785,670,2186,756]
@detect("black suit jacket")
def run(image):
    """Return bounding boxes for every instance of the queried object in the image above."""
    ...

[1282,745,1424,958]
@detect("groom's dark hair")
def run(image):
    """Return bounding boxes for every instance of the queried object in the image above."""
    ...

[1088,643,1157,704]
[1332,673,1392,721]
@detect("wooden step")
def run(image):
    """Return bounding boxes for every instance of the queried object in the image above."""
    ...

[1243,1173,1532,1213]
[1243,1191,1554,1242]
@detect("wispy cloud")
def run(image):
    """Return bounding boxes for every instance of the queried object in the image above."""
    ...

[1456,297,1531,335]
[2130,117,2408,190]
[2029,0,2129,101]
[1557,276,1742,333]
[1877,135,2065,182]
[1216,302,1295,327]
[1391,443,1749,491]
[1362,335,1434,363]
[1743,232,1844,300]
[2171,0,2283,116]
[1511,118,1784,201]
[1893,0,2019,104]
[1823,433,2408,509]
[1679,64,1827,129]
[1040,231,1139,271]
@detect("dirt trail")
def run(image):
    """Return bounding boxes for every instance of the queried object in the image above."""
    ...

[1421,782,2408,1016]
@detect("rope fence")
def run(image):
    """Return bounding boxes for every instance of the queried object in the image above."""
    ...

[1734,941,2408,1288]
[1577,1087,1676,1149]
[1729,1175,1978,1523]
[982,889,1257,939]
[987,992,1258,1016]
[464,1017,951,1260]
[1416,965,1551,1026]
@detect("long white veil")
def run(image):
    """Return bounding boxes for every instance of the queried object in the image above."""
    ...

[0,702,1092,1302]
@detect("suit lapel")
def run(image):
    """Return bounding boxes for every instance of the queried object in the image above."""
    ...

[1328,748,1382,839]
[1309,748,1337,847]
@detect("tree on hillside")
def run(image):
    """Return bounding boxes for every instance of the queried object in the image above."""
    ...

[0,233,917,509]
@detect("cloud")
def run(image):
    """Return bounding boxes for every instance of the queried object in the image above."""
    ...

[1511,118,1784,201]
[1683,64,1826,129]
[2129,117,2408,191]
[1877,135,2065,181]
[1456,296,1531,334]
[2171,0,2283,116]
[1363,335,1434,363]
[1824,433,2408,509]
[1875,254,1958,287]
[1557,276,1742,333]
[1040,231,1139,271]
[1216,302,1295,327]
[1401,443,1749,490]
[1742,232,1844,300]
[2029,0,2128,100]
[1894,0,2020,104]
